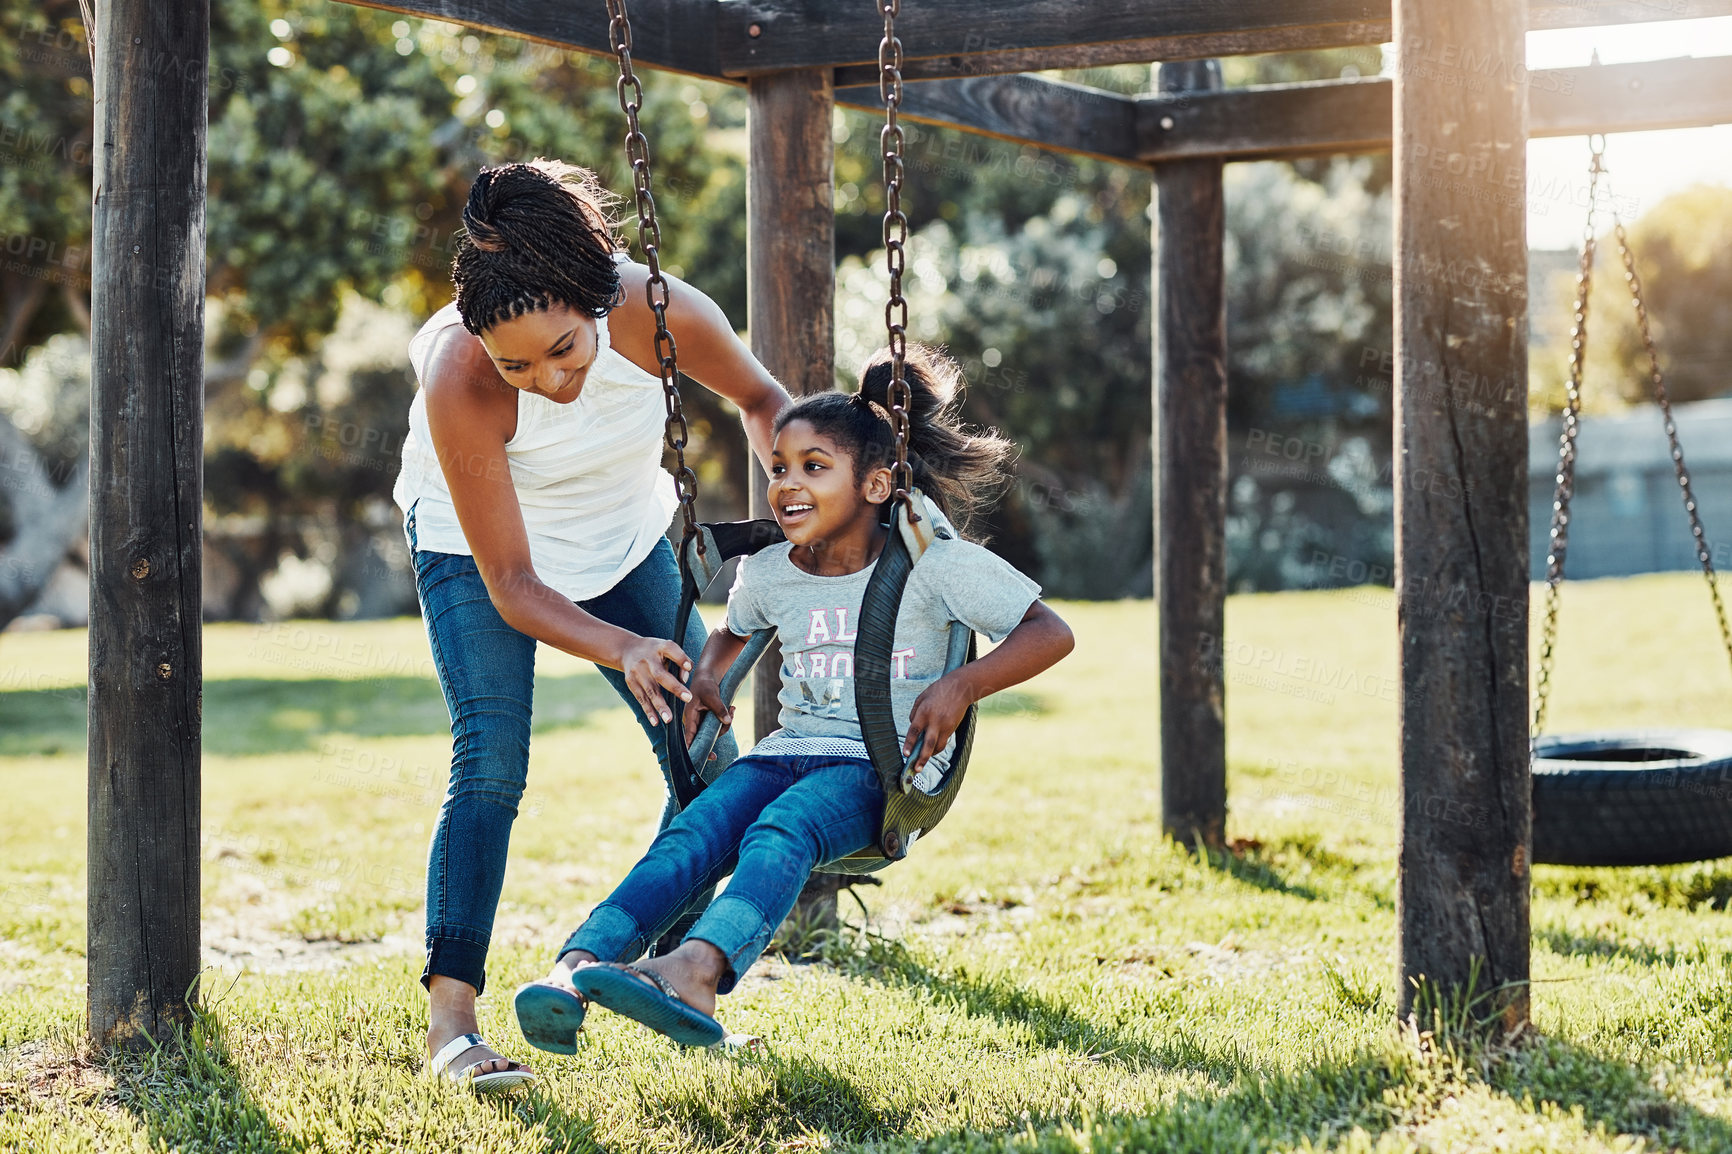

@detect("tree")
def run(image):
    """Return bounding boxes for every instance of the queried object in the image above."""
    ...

[1531,183,1732,414]
[0,0,756,627]
[1,16,1442,622]
[0,2,97,623]
[194,4,755,617]
[826,51,1400,596]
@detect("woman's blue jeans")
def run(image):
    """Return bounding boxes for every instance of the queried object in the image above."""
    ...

[562,753,883,993]
[407,505,734,995]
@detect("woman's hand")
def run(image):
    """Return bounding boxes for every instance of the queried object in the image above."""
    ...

[903,672,976,779]
[619,635,693,727]
[681,627,751,750]
[681,672,735,751]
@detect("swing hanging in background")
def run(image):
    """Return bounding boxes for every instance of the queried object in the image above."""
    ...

[1529,135,1732,868]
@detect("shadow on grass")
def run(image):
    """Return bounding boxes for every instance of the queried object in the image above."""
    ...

[99,985,1732,1152]
[0,672,620,758]
[819,1021,1732,1153]
[1197,842,1323,902]
[841,936,1252,1083]
[114,1010,622,1154]
[1533,925,1722,968]
[516,1090,617,1154]
[1534,861,1732,911]
[1480,1032,1732,1152]
[636,1049,910,1149]
[807,929,1732,1151]
[111,1013,303,1154]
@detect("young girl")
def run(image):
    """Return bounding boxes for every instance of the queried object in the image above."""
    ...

[514,346,1074,1049]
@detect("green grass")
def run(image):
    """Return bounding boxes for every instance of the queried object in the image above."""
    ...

[4,575,1732,1151]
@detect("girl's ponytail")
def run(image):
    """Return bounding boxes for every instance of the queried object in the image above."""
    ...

[775,344,1016,539]
[853,345,1016,538]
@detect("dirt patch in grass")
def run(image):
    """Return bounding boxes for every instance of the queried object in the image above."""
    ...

[0,1040,115,1108]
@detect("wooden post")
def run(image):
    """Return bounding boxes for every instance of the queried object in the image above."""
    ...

[1153,59,1228,851]
[87,0,209,1048]
[1393,0,1530,1029]
[747,68,841,931]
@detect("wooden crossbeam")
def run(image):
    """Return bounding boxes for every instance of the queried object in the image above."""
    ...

[831,27,1378,87]
[1529,54,1732,137]
[1137,76,1391,163]
[835,75,1138,162]
[343,0,1732,83]
[339,2,1732,167]
[726,0,1386,78]
[751,1,1732,82]
[342,0,723,78]
[1136,55,1732,163]
[834,56,1732,169]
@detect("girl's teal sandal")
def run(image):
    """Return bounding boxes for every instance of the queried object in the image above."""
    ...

[513,979,589,1055]
[570,963,726,1048]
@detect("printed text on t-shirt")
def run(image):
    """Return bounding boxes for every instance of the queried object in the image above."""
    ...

[794,608,915,679]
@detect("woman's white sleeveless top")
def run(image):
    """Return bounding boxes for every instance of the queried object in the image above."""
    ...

[391,300,680,603]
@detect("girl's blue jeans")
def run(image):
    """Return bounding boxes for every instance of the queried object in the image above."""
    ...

[407,505,734,995]
[562,753,883,993]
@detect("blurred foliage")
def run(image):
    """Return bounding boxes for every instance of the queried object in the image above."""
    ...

[13,13,1725,610]
[0,1,95,358]
[1531,183,1732,414]
[1225,158,1391,432]
[823,47,1401,596]
[0,332,87,480]
[1,0,752,620]
[832,205,1151,595]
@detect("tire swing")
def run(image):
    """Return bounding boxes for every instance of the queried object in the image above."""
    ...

[606,0,977,868]
[1530,136,1732,868]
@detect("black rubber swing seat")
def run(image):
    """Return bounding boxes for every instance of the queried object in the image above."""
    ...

[663,493,978,871]
[1532,729,1732,867]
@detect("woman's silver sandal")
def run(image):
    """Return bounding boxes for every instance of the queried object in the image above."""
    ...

[429,1032,536,1093]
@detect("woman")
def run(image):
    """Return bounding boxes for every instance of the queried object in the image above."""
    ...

[392,158,788,1089]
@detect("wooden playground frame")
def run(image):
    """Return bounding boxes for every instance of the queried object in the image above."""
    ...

[84,0,1732,1046]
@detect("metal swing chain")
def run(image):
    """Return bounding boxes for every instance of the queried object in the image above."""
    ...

[1532,138,1603,737]
[877,0,918,516]
[605,0,703,554]
[1608,194,1732,679]
[1533,137,1732,736]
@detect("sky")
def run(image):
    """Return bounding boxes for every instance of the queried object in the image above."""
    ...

[1521,16,1732,248]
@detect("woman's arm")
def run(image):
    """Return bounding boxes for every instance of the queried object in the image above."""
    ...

[420,327,694,726]
[902,600,1076,775]
[608,263,791,475]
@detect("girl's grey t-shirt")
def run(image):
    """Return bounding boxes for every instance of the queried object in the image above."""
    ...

[726,537,1041,787]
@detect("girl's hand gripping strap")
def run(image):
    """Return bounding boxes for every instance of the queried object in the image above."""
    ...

[667,519,786,807]
[687,628,777,777]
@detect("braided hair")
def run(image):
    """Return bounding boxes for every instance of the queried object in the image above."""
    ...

[451,158,624,335]
[776,345,1016,539]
